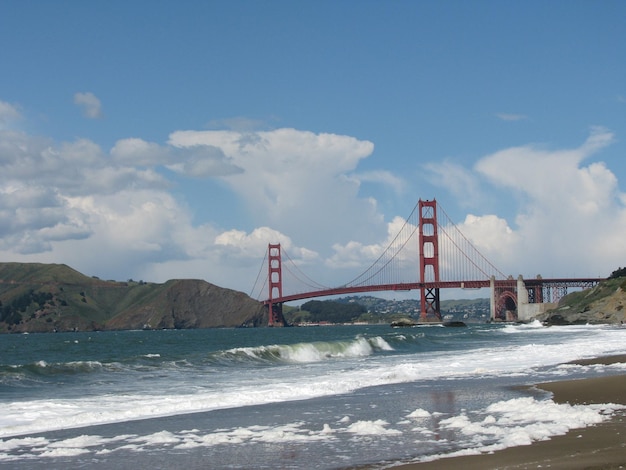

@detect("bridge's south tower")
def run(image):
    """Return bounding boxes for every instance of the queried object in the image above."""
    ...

[418,199,441,321]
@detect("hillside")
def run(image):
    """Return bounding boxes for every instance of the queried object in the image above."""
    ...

[284,295,491,325]
[0,263,266,333]
[539,276,626,325]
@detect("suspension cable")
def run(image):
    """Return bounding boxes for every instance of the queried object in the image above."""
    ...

[282,248,329,290]
[249,248,268,299]
[436,204,507,279]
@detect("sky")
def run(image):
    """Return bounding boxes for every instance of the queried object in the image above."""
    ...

[0,1,625,301]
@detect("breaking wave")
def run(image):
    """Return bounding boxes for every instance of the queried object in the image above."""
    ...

[214,335,394,364]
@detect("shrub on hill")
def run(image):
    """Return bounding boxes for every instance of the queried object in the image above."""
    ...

[608,267,626,280]
[299,300,367,324]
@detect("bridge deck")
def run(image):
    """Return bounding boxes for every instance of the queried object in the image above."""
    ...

[264,278,602,305]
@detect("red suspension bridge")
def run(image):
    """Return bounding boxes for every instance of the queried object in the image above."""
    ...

[251,199,601,326]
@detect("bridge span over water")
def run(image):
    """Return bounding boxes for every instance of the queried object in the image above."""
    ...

[252,200,601,326]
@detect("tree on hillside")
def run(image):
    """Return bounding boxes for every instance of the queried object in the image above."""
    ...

[301,300,366,324]
[609,267,626,279]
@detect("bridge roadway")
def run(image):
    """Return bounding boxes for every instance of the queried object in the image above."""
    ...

[264,277,601,305]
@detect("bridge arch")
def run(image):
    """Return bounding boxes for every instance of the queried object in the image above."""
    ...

[495,290,518,322]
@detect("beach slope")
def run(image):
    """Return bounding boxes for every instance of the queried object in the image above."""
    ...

[393,356,626,470]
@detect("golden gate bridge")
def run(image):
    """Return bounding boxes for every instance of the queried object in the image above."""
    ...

[251,199,601,326]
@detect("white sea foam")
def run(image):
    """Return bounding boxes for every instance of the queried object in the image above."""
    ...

[435,399,624,457]
[407,408,432,419]
[346,420,401,435]
[1,398,622,464]
[369,335,394,351]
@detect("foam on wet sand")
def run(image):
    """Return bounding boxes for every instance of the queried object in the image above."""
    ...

[388,355,626,470]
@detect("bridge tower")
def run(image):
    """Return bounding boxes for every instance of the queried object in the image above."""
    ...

[267,243,286,327]
[418,199,441,321]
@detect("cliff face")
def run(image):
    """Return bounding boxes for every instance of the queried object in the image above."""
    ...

[0,263,267,333]
[538,277,626,325]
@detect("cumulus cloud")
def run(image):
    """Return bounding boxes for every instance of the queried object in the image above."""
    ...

[330,127,625,285]
[2,98,623,295]
[0,101,21,128]
[0,183,90,254]
[73,92,102,119]
[111,138,172,166]
[111,137,243,177]
[169,128,384,250]
[423,160,485,209]
[167,145,244,178]
[352,170,407,195]
[215,227,319,271]
[0,132,167,196]
[0,115,395,290]
[326,216,412,270]
[462,127,626,277]
[215,227,293,258]
[475,127,616,205]
[0,129,173,259]
[452,214,519,271]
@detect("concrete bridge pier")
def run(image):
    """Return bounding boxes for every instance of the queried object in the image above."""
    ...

[516,274,558,321]
[489,276,496,321]
[490,274,558,322]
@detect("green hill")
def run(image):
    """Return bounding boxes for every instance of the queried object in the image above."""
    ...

[0,263,265,333]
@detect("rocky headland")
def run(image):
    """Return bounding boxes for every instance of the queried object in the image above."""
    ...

[0,262,266,333]
[538,275,625,325]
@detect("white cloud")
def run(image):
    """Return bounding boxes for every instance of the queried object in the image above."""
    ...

[465,127,626,277]
[352,170,407,195]
[0,129,174,262]
[2,101,623,296]
[423,159,485,209]
[0,183,91,254]
[28,190,202,280]
[475,127,616,205]
[0,118,396,291]
[215,227,292,258]
[111,138,172,166]
[452,214,519,272]
[496,113,527,121]
[215,227,319,267]
[0,131,167,196]
[330,127,626,287]
[73,92,102,119]
[326,216,411,270]
[111,137,243,177]
[169,128,384,251]
[0,101,21,128]
[167,145,244,178]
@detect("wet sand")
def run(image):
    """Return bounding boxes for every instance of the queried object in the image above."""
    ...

[390,355,626,470]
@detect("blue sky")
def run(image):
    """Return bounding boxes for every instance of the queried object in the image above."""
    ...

[1,1,624,300]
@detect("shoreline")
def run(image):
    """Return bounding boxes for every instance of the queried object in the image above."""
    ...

[385,355,626,470]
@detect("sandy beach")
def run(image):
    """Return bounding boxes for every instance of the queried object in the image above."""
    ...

[388,355,626,470]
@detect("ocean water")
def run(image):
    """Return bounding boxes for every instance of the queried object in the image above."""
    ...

[1,322,625,469]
